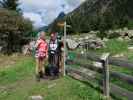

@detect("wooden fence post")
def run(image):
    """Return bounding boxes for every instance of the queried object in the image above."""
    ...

[101,53,110,99]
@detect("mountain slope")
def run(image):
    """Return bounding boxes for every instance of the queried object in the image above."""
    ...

[47,0,133,34]
[65,0,133,33]
[47,12,66,33]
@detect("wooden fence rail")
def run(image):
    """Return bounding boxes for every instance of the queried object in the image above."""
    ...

[66,52,133,100]
[66,67,133,100]
[67,59,133,85]
[74,52,133,69]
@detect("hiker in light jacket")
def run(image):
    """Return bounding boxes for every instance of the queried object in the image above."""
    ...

[35,31,48,81]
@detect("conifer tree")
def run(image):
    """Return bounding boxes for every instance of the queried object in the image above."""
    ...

[0,0,20,13]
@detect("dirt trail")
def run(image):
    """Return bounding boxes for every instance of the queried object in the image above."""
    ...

[0,55,30,69]
[0,75,50,95]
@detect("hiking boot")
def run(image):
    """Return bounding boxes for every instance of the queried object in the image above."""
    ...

[42,75,48,80]
[36,74,40,82]
[39,72,48,80]
[39,71,44,78]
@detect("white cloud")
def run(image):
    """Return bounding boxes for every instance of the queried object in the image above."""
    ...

[23,12,45,28]
[19,0,81,28]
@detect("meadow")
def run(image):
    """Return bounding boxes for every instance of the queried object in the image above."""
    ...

[0,39,133,100]
[0,55,104,100]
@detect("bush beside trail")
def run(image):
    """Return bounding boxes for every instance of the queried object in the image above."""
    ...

[0,8,33,55]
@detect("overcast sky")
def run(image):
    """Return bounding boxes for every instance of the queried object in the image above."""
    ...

[19,0,84,28]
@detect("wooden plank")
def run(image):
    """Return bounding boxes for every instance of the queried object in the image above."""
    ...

[71,52,133,69]
[110,84,133,100]
[66,67,97,80]
[67,68,133,100]
[110,71,133,84]
[68,72,84,82]
[109,57,133,69]
[87,63,133,85]
[77,52,101,62]
[66,59,102,73]
[67,67,101,89]
[67,72,100,90]
[67,59,133,85]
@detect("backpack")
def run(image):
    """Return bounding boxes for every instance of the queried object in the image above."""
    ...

[45,64,59,76]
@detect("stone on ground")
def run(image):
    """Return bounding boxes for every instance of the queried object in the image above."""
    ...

[30,95,43,100]
[48,83,56,89]
[128,46,133,51]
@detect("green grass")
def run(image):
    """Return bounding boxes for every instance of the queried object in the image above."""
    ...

[128,20,133,29]
[0,38,133,100]
[68,39,133,99]
[0,57,34,85]
[96,39,128,55]
[0,55,104,100]
[101,39,133,92]
[90,39,133,92]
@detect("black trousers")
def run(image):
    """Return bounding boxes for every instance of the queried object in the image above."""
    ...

[48,52,58,66]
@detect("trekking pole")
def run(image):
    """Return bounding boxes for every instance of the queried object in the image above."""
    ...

[63,21,67,76]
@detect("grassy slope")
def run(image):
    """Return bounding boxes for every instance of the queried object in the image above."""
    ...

[0,55,104,100]
[0,39,132,100]
[68,39,133,99]
[95,39,133,91]
[95,39,133,92]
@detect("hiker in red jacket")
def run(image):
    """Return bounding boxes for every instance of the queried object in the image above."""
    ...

[35,31,48,81]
